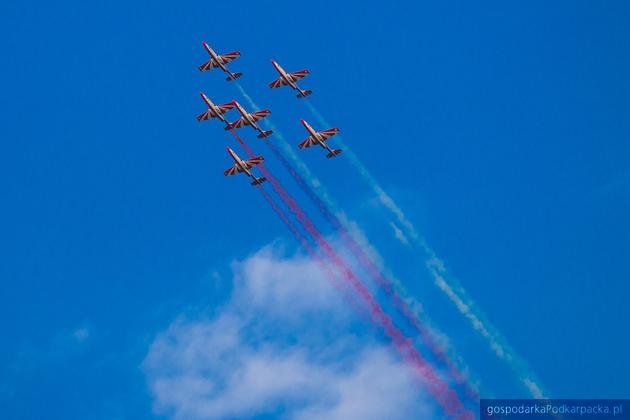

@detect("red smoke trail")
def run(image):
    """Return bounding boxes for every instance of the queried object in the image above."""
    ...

[264,139,479,401]
[258,186,312,253]
[228,129,473,420]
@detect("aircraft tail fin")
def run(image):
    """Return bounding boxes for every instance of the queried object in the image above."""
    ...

[297,89,312,98]
[251,177,267,186]
[326,149,343,158]
[257,130,273,139]
[226,72,243,81]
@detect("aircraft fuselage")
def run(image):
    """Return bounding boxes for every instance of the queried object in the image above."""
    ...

[273,60,303,93]
[204,43,229,73]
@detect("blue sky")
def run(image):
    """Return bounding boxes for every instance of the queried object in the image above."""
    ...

[1,0,629,418]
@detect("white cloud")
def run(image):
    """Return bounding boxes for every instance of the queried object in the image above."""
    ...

[143,245,434,420]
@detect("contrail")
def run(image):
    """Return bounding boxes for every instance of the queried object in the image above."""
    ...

[303,100,547,399]
[233,82,480,398]
[229,128,474,420]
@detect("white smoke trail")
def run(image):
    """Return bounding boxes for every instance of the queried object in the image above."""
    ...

[233,82,482,394]
[303,100,547,398]
[390,222,410,246]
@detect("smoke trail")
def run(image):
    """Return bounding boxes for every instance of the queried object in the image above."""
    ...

[264,138,479,400]
[229,129,473,420]
[263,162,473,420]
[257,186,352,298]
[304,100,547,398]
[259,187,309,250]
[238,140,354,304]
[233,82,479,397]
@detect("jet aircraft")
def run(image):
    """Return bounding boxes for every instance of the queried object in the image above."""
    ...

[268,60,312,98]
[223,147,266,186]
[198,41,242,81]
[226,101,273,139]
[196,93,235,125]
[297,119,342,158]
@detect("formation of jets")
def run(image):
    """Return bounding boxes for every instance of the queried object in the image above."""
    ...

[197,41,343,186]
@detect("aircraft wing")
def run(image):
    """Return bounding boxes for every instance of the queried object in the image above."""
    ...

[298,136,318,149]
[249,109,271,122]
[228,117,247,128]
[196,110,214,121]
[319,127,340,140]
[223,164,242,176]
[219,51,241,64]
[268,77,288,89]
[198,52,240,71]
[269,70,310,88]
[243,156,264,169]
[198,59,218,71]
[216,102,236,114]
[288,69,310,81]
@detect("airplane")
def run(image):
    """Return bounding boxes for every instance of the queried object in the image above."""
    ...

[268,60,312,98]
[198,41,242,81]
[196,93,235,125]
[298,119,342,158]
[223,147,267,186]
[226,101,273,139]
